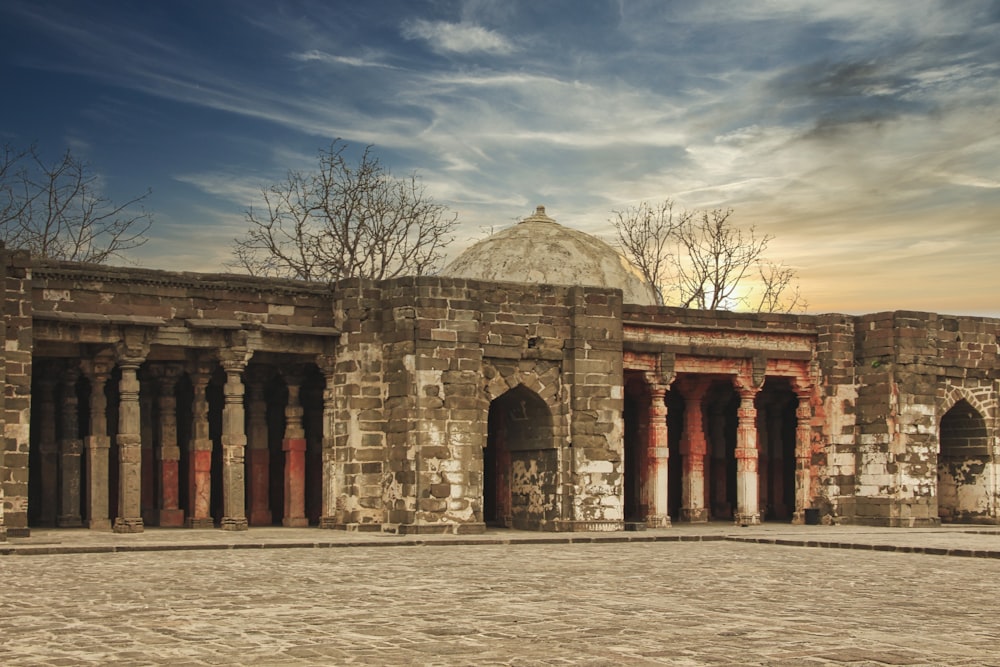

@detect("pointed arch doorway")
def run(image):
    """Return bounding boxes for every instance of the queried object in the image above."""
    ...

[483,384,554,529]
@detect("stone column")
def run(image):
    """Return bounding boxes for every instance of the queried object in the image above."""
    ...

[153,364,184,527]
[220,356,249,531]
[317,355,340,529]
[36,374,59,527]
[734,386,762,526]
[678,379,709,523]
[645,384,671,528]
[792,395,814,524]
[186,363,214,528]
[57,365,83,527]
[114,355,145,533]
[282,370,308,527]
[83,357,112,530]
[245,367,271,527]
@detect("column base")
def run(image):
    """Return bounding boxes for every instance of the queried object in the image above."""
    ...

[113,517,144,534]
[282,517,309,528]
[158,509,185,527]
[734,513,761,527]
[678,508,709,523]
[185,517,215,529]
[57,515,83,528]
[221,517,249,531]
[645,515,672,529]
[87,518,112,531]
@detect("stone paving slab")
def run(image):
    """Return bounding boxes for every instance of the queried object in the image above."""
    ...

[2,538,1000,666]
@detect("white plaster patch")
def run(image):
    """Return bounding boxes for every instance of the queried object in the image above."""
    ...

[42,289,71,301]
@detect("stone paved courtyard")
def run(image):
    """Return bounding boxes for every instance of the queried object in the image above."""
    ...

[3,534,1000,666]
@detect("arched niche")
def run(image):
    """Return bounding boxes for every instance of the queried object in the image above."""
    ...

[938,399,991,523]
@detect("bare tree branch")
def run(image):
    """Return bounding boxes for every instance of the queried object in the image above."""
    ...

[610,200,805,312]
[755,260,807,313]
[230,141,458,282]
[611,200,687,306]
[0,143,152,263]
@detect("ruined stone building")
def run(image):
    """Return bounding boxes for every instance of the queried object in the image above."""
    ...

[0,206,997,540]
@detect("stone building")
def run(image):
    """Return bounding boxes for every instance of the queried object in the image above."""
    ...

[0,206,997,540]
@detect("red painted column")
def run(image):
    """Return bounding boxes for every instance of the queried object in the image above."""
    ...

[282,375,308,527]
[678,378,709,523]
[155,365,184,527]
[186,364,214,528]
[645,384,671,528]
[246,370,271,527]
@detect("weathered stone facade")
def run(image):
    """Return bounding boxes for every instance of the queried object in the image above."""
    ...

[0,241,997,540]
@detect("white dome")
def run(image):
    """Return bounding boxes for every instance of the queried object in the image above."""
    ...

[443,206,657,306]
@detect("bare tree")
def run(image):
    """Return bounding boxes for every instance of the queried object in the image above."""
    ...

[230,141,458,282]
[611,200,805,312]
[611,200,688,306]
[0,143,153,263]
[675,208,770,310]
[754,259,807,314]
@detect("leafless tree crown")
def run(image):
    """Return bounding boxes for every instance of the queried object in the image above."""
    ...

[230,141,458,282]
[0,143,152,263]
[612,200,806,313]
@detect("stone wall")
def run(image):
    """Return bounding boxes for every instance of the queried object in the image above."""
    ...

[329,277,624,534]
[851,311,1000,526]
[3,250,33,536]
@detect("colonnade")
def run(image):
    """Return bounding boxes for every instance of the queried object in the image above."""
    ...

[635,373,815,526]
[31,351,332,533]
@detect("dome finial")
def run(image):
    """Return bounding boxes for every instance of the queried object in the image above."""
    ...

[521,204,556,224]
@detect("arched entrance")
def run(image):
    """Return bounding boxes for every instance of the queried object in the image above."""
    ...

[938,399,991,523]
[484,384,554,530]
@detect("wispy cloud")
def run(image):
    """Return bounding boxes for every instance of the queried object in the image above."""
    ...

[401,19,516,55]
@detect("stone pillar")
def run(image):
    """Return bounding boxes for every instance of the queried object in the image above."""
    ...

[678,379,709,523]
[36,375,59,527]
[245,367,271,527]
[792,396,814,524]
[317,355,340,529]
[645,384,671,528]
[186,363,214,528]
[83,357,112,530]
[114,355,145,533]
[282,370,308,527]
[734,386,762,526]
[220,356,249,531]
[57,365,83,527]
[153,364,184,527]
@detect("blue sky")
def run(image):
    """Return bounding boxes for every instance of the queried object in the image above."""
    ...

[2,0,999,315]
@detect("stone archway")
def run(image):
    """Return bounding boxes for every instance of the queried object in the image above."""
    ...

[938,399,991,523]
[484,384,555,530]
